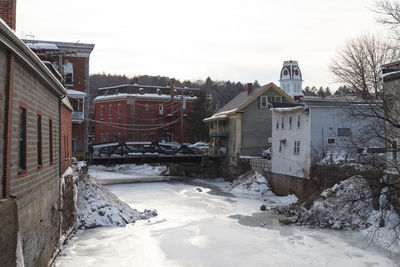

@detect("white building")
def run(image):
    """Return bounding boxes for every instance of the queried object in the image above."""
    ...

[271,97,383,179]
[279,60,304,100]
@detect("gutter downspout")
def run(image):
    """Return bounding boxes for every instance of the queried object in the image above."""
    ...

[2,52,14,199]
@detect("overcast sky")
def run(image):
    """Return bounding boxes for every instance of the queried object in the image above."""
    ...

[16,0,386,89]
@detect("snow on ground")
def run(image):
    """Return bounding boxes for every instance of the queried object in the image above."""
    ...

[76,170,157,229]
[89,164,168,184]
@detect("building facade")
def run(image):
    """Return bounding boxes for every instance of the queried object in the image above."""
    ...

[0,9,68,265]
[204,83,297,157]
[271,97,383,180]
[94,82,198,143]
[23,39,95,159]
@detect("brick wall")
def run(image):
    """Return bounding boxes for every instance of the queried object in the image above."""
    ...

[9,57,61,266]
[61,104,72,174]
[0,46,6,197]
[0,0,16,30]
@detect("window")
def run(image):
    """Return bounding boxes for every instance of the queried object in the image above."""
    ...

[37,114,42,166]
[297,115,301,128]
[19,107,26,171]
[100,133,103,142]
[109,104,112,116]
[275,96,282,103]
[281,117,284,129]
[152,119,155,125]
[261,96,267,108]
[159,104,164,115]
[101,105,104,116]
[105,133,108,142]
[159,118,163,125]
[294,141,300,155]
[276,121,279,129]
[100,118,103,130]
[338,128,351,136]
[109,117,112,131]
[49,119,53,163]
[289,116,292,129]
[118,118,121,127]
[118,104,121,115]
[327,138,335,144]
[183,99,186,110]
[145,104,149,111]
[386,95,394,109]
[268,96,275,103]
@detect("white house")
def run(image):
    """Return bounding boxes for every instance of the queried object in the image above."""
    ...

[271,97,383,179]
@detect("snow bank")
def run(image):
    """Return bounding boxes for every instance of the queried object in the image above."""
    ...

[76,174,157,229]
[229,171,298,204]
[230,171,271,195]
[275,176,400,238]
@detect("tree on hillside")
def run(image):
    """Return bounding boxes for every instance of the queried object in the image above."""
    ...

[334,85,351,96]
[187,89,212,142]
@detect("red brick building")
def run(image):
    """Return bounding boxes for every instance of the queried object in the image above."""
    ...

[94,82,198,143]
[23,39,95,159]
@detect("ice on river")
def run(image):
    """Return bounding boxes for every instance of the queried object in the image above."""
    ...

[56,181,399,267]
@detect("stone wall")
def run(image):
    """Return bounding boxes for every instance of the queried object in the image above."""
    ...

[267,172,311,199]
[249,158,271,175]
[0,198,18,267]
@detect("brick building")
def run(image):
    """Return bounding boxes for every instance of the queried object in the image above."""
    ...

[0,2,69,265]
[94,82,199,143]
[23,39,95,159]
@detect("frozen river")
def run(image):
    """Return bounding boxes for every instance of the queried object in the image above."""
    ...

[57,180,399,266]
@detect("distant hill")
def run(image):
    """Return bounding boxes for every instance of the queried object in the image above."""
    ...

[89,73,259,112]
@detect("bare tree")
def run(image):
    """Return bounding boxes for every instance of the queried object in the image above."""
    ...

[329,33,400,238]
[374,0,400,36]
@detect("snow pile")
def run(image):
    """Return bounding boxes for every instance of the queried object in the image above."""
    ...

[230,171,271,195]
[76,174,157,229]
[275,176,400,234]
[229,171,298,204]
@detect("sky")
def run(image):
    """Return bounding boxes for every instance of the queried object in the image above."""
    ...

[16,0,387,89]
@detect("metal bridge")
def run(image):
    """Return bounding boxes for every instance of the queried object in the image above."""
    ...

[88,141,203,165]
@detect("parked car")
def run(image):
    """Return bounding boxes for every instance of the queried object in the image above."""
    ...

[261,148,271,159]
[189,142,209,153]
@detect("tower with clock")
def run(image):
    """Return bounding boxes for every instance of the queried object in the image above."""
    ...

[279,60,304,100]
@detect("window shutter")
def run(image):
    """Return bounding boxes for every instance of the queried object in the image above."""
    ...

[257,96,261,108]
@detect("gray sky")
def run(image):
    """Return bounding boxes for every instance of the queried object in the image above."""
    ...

[16,0,385,89]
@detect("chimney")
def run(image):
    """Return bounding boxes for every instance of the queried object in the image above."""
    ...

[133,77,138,85]
[0,0,16,30]
[247,83,253,95]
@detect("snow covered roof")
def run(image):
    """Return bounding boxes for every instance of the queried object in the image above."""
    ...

[67,89,86,98]
[203,113,230,122]
[26,42,58,50]
[62,97,74,111]
[93,93,197,102]
[272,106,303,112]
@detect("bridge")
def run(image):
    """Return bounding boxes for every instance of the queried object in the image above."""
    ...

[88,141,203,165]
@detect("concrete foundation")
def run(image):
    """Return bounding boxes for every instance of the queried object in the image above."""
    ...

[0,198,18,267]
[267,172,311,199]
